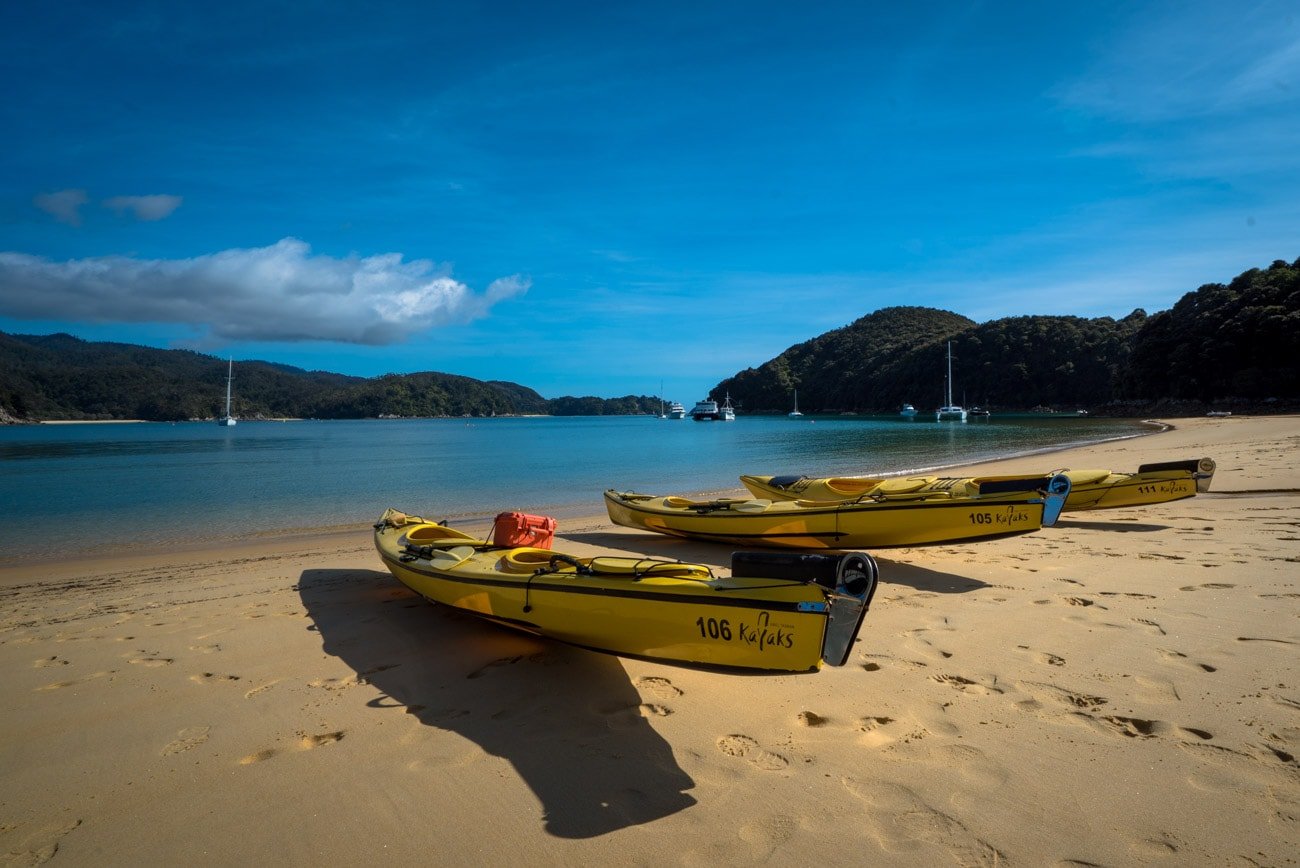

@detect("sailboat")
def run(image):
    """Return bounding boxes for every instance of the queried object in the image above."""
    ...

[788,389,804,417]
[218,358,237,427]
[935,342,967,422]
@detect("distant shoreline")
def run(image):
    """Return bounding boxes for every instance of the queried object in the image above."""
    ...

[38,419,149,425]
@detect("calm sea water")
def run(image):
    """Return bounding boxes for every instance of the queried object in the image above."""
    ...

[0,414,1151,563]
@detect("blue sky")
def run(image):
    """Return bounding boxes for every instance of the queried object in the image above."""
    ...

[1,1,1297,402]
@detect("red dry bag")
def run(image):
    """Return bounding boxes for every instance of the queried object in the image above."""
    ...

[491,512,557,549]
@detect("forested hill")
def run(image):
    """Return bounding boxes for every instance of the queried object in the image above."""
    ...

[0,333,661,421]
[714,257,1300,414]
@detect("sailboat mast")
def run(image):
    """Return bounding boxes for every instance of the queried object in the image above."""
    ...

[225,358,233,416]
[946,342,953,406]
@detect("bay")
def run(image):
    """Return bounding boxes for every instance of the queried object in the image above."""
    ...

[0,414,1151,563]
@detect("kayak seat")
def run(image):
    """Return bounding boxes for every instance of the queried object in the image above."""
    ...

[825,478,883,495]
[501,548,576,573]
[427,545,476,567]
[1063,469,1112,486]
[406,524,476,544]
[873,476,937,495]
[976,477,1046,495]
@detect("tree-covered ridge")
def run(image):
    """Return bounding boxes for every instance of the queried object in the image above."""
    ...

[0,333,662,421]
[711,258,1298,414]
[1121,259,1300,401]
[715,307,974,413]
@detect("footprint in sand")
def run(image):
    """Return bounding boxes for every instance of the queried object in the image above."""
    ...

[243,679,281,699]
[35,671,112,691]
[189,643,222,653]
[1131,833,1183,858]
[737,814,798,859]
[1134,618,1167,635]
[858,716,900,748]
[239,748,277,765]
[238,730,345,765]
[842,778,1007,864]
[308,675,359,690]
[1095,715,1166,739]
[796,711,829,727]
[1016,680,1108,711]
[1016,646,1066,667]
[861,653,930,671]
[931,673,1004,695]
[635,675,684,701]
[903,627,956,660]
[34,656,70,668]
[299,730,345,749]
[162,726,211,756]
[129,656,175,667]
[190,672,241,685]
[1157,648,1217,672]
[716,734,789,771]
[0,819,82,866]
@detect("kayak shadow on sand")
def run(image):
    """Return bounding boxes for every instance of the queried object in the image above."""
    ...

[1053,519,1172,533]
[298,568,696,839]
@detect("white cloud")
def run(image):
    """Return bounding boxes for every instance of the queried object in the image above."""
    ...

[34,189,89,226]
[0,238,529,344]
[103,194,183,221]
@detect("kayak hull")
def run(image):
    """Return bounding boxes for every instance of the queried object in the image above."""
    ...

[374,510,878,672]
[604,477,1069,549]
[740,458,1215,512]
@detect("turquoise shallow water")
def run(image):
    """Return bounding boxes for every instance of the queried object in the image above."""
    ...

[0,414,1151,563]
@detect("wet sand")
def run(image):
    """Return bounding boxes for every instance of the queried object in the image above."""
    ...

[1,415,1297,865]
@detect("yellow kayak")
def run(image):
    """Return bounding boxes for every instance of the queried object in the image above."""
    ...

[373,509,879,673]
[604,474,1070,550]
[739,458,1215,511]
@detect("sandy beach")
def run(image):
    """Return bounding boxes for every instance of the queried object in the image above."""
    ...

[2,415,1297,866]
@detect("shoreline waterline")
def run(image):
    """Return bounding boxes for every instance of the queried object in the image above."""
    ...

[1,417,1175,570]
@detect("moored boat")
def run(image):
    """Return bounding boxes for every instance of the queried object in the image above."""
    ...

[218,358,237,427]
[689,397,719,420]
[899,403,917,418]
[739,458,1216,512]
[668,401,686,419]
[935,341,966,421]
[690,393,736,421]
[374,509,879,672]
[604,474,1070,550]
